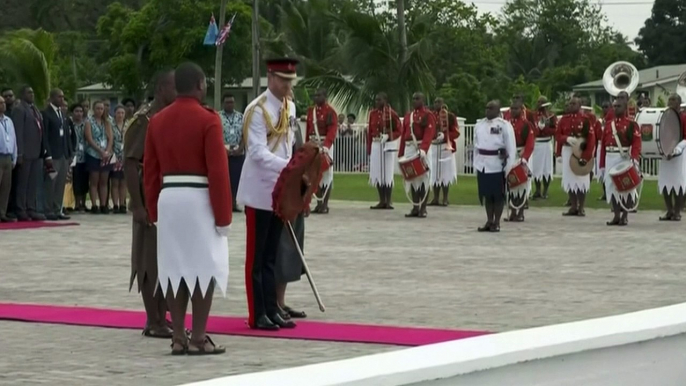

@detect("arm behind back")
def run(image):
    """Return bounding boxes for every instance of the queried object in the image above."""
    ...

[204,113,232,227]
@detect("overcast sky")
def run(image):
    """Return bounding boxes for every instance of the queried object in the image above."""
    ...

[470,0,654,45]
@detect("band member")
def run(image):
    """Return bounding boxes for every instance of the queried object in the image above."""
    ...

[597,101,612,201]
[428,97,459,206]
[556,97,595,216]
[123,69,176,338]
[367,92,401,209]
[505,102,535,222]
[502,94,535,122]
[598,100,641,226]
[237,58,299,331]
[306,88,338,214]
[531,96,557,199]
[399,92,436,218]
[581,102,602,180]
[144,62,231,355]
[658,93,686,221]
[605,91,629,121]
[475,100,516,232]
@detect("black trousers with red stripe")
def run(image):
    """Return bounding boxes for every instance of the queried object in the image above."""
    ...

[245,206,284,326]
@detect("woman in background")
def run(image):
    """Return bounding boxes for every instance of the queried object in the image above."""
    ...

[110,105,127,213]
[84,100,114,213]
[70,104,89,212]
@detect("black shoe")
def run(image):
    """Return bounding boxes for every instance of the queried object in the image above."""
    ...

[269,313,296,329]
[0,216,17,223]
[113,205,120,213]
[100,206,110,214]
[477,223,492,232]
[29,213,46,221]
[91,206,100,214]
[251,315,279,331]
[45,214,59,221]
[57,214,71,220]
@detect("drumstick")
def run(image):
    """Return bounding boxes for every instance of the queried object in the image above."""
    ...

[287,221,326,312]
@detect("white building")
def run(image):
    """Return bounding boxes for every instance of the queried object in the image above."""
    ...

[373,0,393,13]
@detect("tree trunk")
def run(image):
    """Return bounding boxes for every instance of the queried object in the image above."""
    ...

[396,0,407,64]
[213,0,229,110]
[252,0,261,99]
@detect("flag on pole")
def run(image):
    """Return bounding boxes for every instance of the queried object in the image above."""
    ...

[203,14,219,46]
[215,13,237,46]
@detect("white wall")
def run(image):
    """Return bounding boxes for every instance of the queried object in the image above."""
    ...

[180,302,686,386]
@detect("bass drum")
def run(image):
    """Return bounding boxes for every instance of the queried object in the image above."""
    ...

[634,107,665,158]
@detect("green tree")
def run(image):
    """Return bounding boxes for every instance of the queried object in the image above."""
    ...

[635,0,686,66]
[0,29,56,107]
[437,72,487,122]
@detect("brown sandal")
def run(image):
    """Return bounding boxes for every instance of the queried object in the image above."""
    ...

[187,335,226,356]
[170,337,188,355]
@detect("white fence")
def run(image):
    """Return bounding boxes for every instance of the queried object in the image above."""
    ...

[313,123,662,179]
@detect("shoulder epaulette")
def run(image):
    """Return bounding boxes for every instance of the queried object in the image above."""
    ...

[124,103,152,133]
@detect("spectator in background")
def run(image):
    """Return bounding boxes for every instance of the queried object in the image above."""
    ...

[110,105,127,213]
[41,88,71,220]
[11,86,50,221]
[80,100,90,118]
[103,100,113,122]
[2,88,16,114]
[219,93,244,212]
[84,100,114,213]
[2,87,18,218]
[69,104,89,212]
[338,113,353,136]
[122,98,136,119]
[0,96,17,222]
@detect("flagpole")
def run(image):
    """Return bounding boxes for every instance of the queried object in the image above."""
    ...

[213,0,229,110]
[251,0,261,99]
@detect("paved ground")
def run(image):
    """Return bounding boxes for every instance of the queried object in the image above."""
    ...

[1,200,685,385]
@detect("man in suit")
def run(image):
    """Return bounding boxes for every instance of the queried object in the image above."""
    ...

[42,89,72,220]
[11,86,52,221]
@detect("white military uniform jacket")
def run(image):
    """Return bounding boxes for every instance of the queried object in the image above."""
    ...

[473,117,516,174]
[236,89,297,211]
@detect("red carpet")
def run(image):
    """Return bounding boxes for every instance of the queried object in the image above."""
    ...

[0,303,489,346]
[0,221,79,231]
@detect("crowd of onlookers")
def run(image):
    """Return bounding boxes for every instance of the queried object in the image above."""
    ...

[0,85,141,223]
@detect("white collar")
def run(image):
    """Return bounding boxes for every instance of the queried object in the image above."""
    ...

[50,103,61,113]
[266,88,286,107]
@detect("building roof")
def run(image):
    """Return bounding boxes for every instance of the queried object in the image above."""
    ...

[573,64,686,90]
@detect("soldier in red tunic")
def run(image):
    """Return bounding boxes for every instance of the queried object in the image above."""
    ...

[556,97,595,217]
[502,94,535,122]
[144,62,232,355]
[604,91,629,121]
[531,97,557,200]
[399,92,436,218]
[505,102,535,222]
[598,101,641,226]
[367,92,402,209]
[306,88,338,214]
[428,98,459,206]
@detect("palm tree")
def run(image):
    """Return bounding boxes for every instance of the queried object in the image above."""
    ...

[0,29,56,107]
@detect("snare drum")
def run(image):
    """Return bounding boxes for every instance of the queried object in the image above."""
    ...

[608,160,641,192]
[398,154,429,180]
[507,160,529,189]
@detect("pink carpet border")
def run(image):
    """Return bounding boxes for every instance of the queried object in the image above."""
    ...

[0,221,79,231]
[0,302,490,346]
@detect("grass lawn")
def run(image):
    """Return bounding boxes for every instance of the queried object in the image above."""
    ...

[330,174,666,211]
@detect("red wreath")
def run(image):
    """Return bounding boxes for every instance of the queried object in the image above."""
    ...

[272,142,324,222]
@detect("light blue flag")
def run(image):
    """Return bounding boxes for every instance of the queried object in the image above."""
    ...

[203,15,219,46]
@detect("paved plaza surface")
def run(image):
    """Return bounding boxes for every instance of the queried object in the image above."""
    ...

[1,200,685,385]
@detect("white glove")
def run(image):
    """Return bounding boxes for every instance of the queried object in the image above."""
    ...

[598,168,605,181]
[215,225,230,237]
[419,149,427,159]
[672,140,686,156]
[380,134,389,142]
[436,132,445,141]
[566,137,579,146]
[322,146,330,155]
[521,158,528,165]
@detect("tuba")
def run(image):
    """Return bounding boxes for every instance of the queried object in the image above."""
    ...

[439,105,454,151]
[603,61,639,97]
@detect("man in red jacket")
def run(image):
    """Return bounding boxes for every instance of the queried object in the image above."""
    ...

[144,62,232,355]
[505,102,535,222]
[306,88,338,214]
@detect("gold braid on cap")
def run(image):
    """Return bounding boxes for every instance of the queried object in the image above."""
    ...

[243,96,291,153]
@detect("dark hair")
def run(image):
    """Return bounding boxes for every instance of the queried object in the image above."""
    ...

[121,97,136,106]
[1,87,12,94]
[223,93,234,101]
[20,85,32,95]
[347,113,356,120]
[70,103,84,113]
[175,62,205,94]
[153,69,175,92]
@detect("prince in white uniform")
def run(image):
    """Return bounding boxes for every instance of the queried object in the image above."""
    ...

[237,58,298,331]
[473,100,516,232]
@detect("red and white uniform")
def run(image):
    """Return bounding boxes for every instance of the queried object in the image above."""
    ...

[658,111,686,195]
[531,110,557,181]
[306,103,338,189]
[144,97,231,298]
[581,111,603,179]
[429,110,459,187]
[399,107,436,190]
[509,115,535,199]
[556,113,596,193]
[599,115,641,204]
[367,106,402,187]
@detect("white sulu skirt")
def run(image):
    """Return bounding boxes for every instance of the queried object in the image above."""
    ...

[429,143,457,187]
[531,139,553,181]
[320,145,334,189]
[401,143,433,192]
[157,176,229,299]
[658,154,686,195]
[593,144,602,180]
[369,139,398,187]
[604,152,638,204]
[561,146,591,193]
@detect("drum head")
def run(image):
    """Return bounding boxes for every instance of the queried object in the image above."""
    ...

[657,108,682,156]
[608,160,632,176]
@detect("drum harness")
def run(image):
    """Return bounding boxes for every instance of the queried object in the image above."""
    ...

[404,112,430,206]
[311,107,332,204]
[610,121,643,212]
